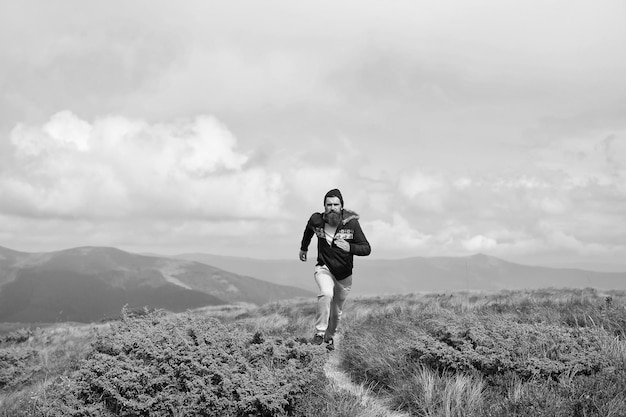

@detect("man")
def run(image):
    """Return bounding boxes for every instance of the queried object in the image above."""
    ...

[299,188,371,350]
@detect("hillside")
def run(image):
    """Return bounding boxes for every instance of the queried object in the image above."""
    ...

[170,252,312,289]
[0,246,313,323]
[2,289,626,416]
[172,252,626,295]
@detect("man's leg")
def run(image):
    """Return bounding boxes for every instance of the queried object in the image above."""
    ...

[325,275,352,341]
[314,266,335,337]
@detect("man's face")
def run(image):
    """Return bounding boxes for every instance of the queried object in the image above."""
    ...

[325,196,342,227]
[324,196,342,214]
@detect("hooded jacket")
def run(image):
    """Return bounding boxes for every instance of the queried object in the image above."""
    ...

[300,209,371,280]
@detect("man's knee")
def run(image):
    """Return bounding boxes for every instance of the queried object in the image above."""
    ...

[317,290,333,300]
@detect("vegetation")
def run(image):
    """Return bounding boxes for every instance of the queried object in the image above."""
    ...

[341,288,626,416]
[1,288,625,416]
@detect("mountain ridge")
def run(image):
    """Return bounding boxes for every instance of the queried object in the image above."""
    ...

[171,251,626,296]
[0,246,313,323]
[3,244,625,324]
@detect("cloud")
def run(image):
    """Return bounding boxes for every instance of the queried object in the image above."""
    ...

[1,1,625,269]
[387,159,626,264]
[364,212,432,256]
[133,45,333,115]
[286,166,343,208]
[462,235,498,252]
[397,170,448,212]
[2,111,284,220]
[531,131,626,187]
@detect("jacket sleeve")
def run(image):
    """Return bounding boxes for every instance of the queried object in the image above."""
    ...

[300,218,315,252]
[349,220,371,256]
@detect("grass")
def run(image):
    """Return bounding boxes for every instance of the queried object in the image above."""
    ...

[1,288,625,416]
[338,288,626,417]
[388,365,485,416]
[0,322,111,415]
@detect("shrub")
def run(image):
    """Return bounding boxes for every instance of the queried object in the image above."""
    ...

[484,368,626,417]
[339,293,624,417]
[0,347,42,390]
[40,311,327,416]
[403,314,611,381]
[0,329,41,391]
[0,328,33,345]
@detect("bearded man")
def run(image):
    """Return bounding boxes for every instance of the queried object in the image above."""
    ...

[299,188,371,350]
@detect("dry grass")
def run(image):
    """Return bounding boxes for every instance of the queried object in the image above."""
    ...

[385,365,485,417]
[0,323,110,416]
[188,302,257,319]
[602,336,626,367]
[337,288,626,417]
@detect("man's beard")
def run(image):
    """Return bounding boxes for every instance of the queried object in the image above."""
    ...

[326,211,341,227]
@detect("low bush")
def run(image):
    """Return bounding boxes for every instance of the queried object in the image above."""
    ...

[403,313,611,380]
[0,347,41,390]
[339,292,626,417]
[0,328,32,345]
[484,368,626,417]
[0,329,41,391]
[39,310,327,416]
[479,290,626,338]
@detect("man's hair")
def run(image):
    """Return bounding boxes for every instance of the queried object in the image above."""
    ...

[324,188,344,207]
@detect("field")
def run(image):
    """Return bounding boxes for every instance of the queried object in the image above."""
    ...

[1,288,625,416]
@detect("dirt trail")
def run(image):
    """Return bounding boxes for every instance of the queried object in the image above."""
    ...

[323,336,411,417]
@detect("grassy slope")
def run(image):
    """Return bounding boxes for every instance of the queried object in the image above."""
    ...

[339,289,626,417]
[1,288,625,416]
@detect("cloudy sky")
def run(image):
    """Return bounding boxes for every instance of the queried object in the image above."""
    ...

[1,1,625,270]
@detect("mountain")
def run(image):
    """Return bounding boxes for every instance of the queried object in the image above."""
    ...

[172,252,626,296]
[168,253,313,289]
[0,246,313,323]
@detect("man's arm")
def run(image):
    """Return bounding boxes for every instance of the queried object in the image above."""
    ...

[299,219,315,261]
[349,221,371,256]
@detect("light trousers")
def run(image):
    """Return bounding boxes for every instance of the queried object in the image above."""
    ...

[314,265,352,340]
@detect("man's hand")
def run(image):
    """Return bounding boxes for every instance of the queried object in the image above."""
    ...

[334,238,350,253]
[299,250,307,262]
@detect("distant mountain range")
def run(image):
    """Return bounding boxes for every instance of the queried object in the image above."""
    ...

[172,252,626,296]
[0,246,313,323]
[2,245,624,324]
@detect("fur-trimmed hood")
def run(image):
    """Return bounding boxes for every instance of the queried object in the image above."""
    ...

[340,209,359,225]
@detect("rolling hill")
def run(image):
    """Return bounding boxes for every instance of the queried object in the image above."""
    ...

[0,246,313,323]
[172,252,626,296]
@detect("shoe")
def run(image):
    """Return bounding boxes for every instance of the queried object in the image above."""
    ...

[325,338,334,351]
[312,334,324,345]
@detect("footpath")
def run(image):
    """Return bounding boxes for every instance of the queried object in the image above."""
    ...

[323,336,411,417]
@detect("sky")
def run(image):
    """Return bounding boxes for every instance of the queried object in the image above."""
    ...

[1,1,625,271]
